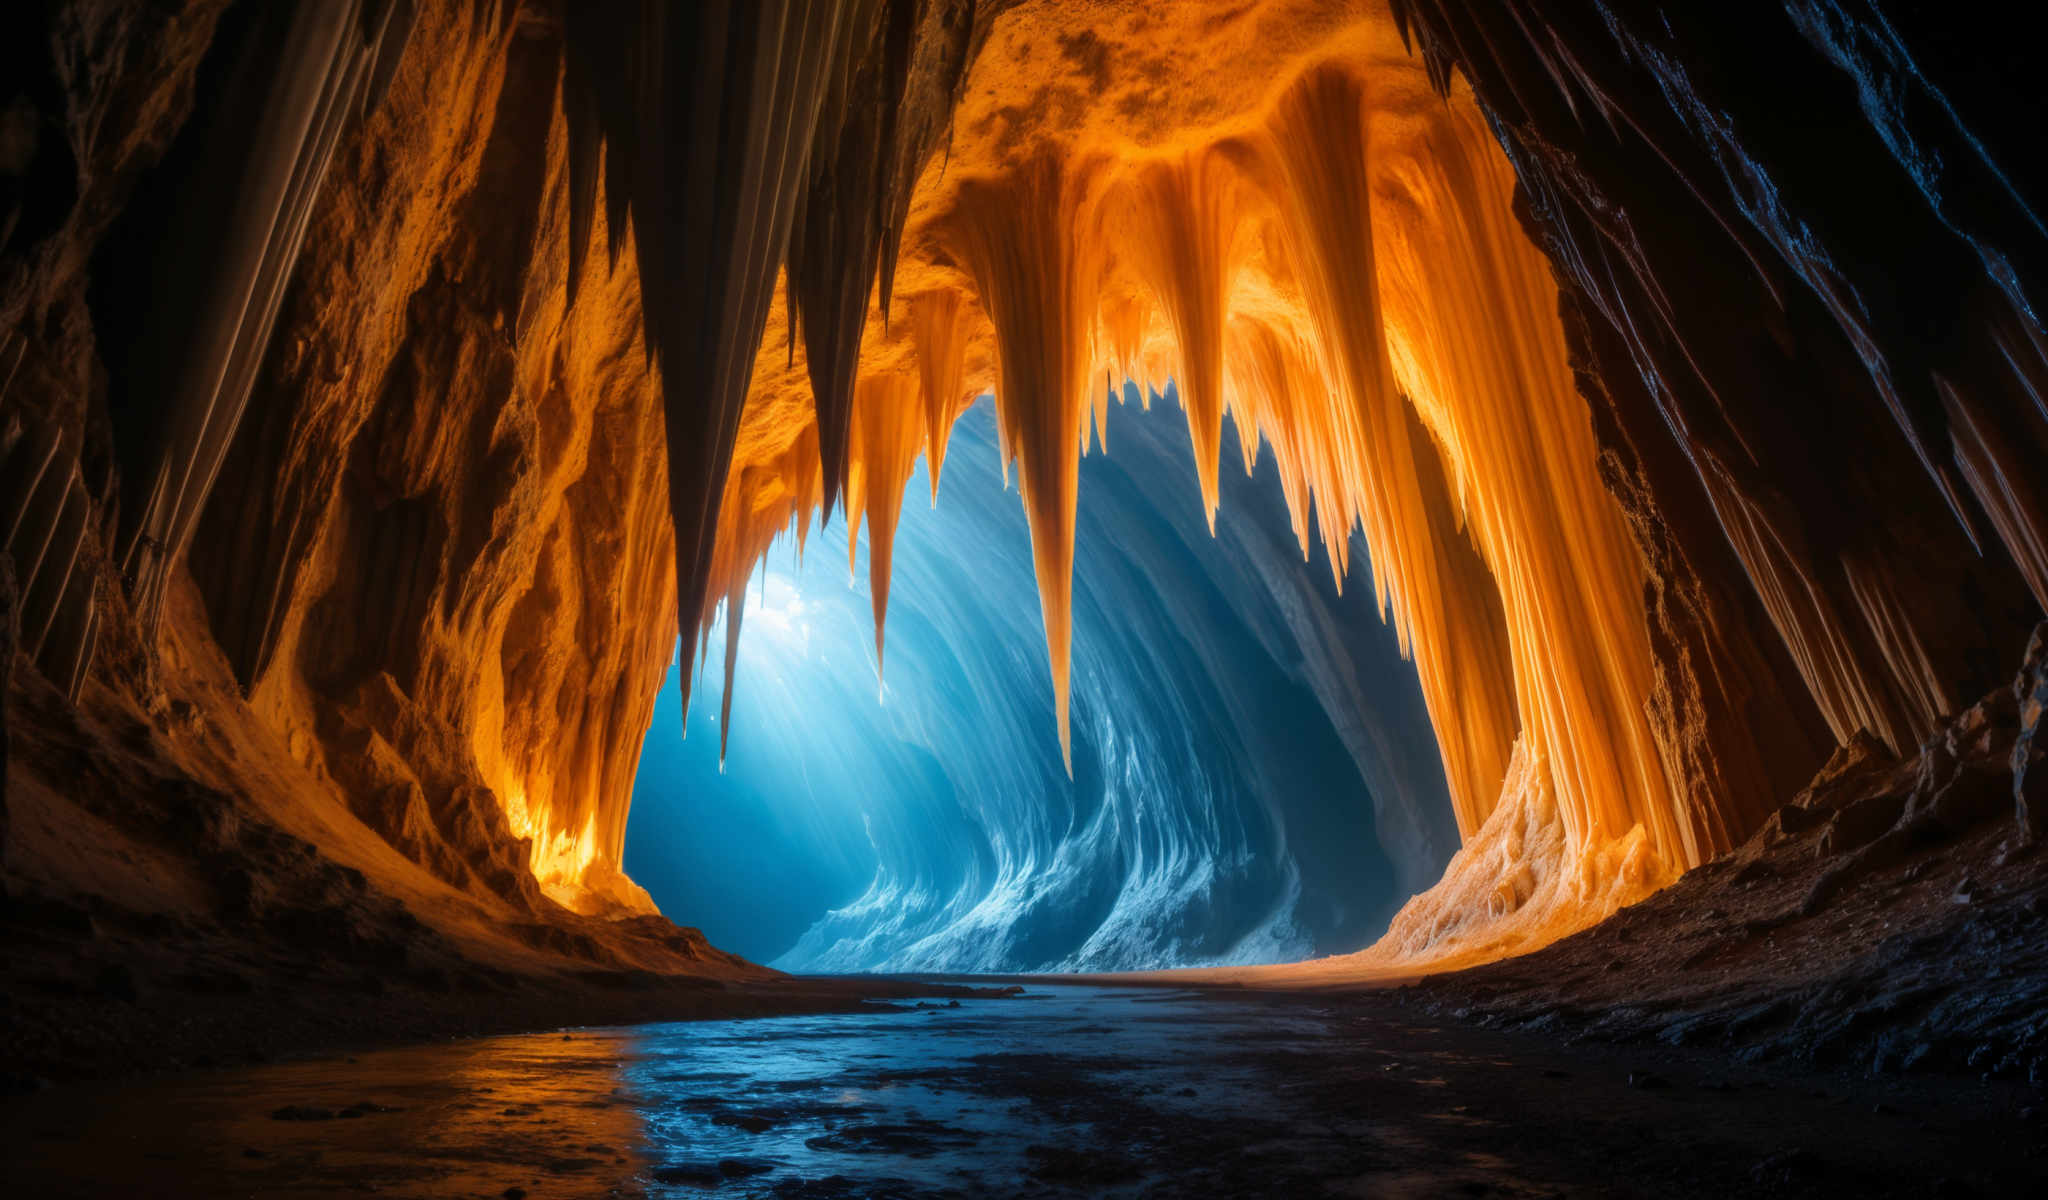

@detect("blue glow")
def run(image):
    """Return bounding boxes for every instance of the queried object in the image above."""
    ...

[624,392,1456,972]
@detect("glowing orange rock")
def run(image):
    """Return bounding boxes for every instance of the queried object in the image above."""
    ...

[694,2,1698,965]
[909,290,973,503]
[937,149,1113,772]
[846,372,927,681]
[1118,151,1251,530]
[1098,289,1158,410]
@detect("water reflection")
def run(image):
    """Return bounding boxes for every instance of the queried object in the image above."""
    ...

[3,986,1347,1198]
[620,985,1331,1194]
[5,982,2035,1197]
[3,1023,656,1197]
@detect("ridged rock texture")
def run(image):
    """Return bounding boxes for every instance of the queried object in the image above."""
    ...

[4,0,676,927]
[3,0,2046,977]
[184,2,678,915]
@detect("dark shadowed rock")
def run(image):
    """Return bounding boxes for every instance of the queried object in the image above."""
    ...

[2011,625,2048,841]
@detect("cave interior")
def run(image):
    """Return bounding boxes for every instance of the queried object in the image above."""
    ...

[5,0,2048,1194]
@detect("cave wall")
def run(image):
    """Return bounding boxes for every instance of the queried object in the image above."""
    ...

[3,0,236,704]
[4,0,240,878]
[6,0,2045,977]
[185,1,675,915]
[0,2,802,1013]
[0,1,683,920]
[1389,0,2047,825]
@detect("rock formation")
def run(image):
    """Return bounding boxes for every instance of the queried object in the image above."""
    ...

[3,0,2045,1013]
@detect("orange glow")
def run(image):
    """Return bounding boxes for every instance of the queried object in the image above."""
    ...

[1116,151,1252,530]
[684,0,1698,968]
[844,372,926,681]
[941,149,1114,771]
[909,291,974,504]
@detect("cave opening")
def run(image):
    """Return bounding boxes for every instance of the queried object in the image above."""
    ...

[625,25,1693,978]
[624,390,1439,972]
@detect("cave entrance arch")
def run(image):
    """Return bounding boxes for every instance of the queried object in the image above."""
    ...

[624,392,1453,971]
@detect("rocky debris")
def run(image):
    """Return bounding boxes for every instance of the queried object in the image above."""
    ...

[1404,627,2048,1081]
[1801,631,2042,917]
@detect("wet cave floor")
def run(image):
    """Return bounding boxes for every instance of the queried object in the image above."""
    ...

[3,983,2044,1198]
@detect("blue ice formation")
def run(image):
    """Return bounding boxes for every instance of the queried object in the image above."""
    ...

[624,388,1457,972]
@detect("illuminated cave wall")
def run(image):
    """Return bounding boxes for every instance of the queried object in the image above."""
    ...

[627,395,1457,971]
[8,2,683,919]
[6,0,2044,977]
[178,4,677,917]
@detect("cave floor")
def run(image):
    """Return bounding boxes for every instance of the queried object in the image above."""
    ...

[3,983,2043,1198]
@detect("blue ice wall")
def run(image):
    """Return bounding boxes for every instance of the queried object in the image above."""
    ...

[623,390,1458,972]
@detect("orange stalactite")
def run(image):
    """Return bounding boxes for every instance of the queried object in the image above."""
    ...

[1096,286,1159,411]
[941,148,1112,774]
[1228,63,1534,848]
[1365,96,1684,867]
[847,372,927,681]
[909,290,974,504]
[1117,150,1252,532]
[1224,316,1324,559]
[1250,64,1412,632]
[687,1,1710,968]
[1086,353,1112,457]
[702,421,824,764]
